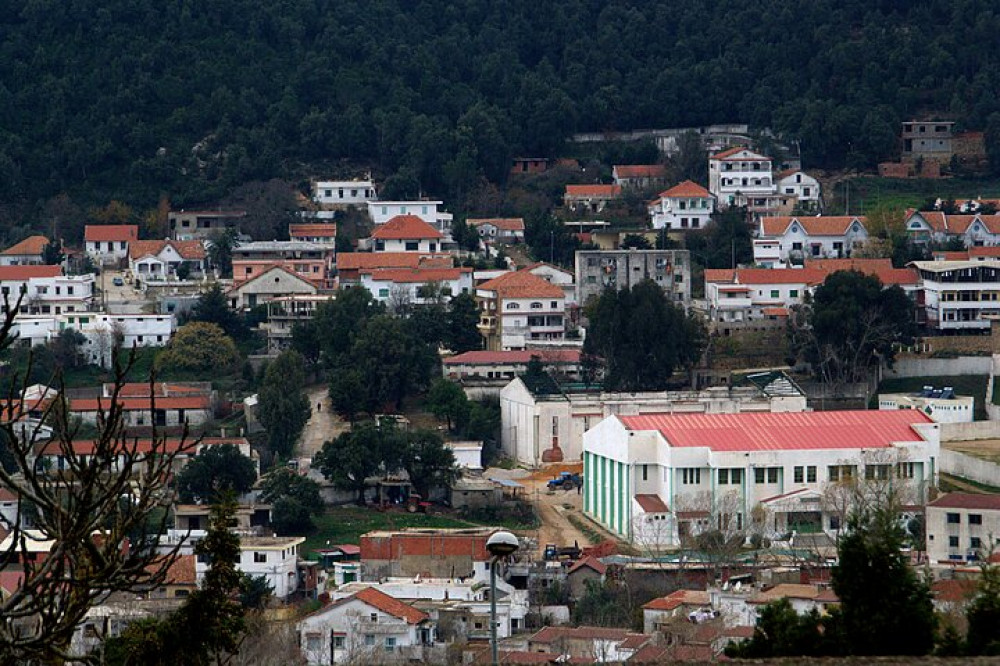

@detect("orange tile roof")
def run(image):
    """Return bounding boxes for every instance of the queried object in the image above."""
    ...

[530,626,635,644]
[477,270,564,299]
[763,307,789,316]
[567,556,607,576]
[146,554,197,586]
[337,252,425,271]
[371,215,443,240]
[468,218,525,232]
[761,216,866,237]
[0,265,62,280]
[84,225,139,242]
[803,259,918,286]
[614,164,667,179]
[35,436,208,457]
[660,180,712,199]
[229,264,321,291]
[69,395,211,413]
[711,146,770,161]
[289,223,337,237]
[129,240,206,261]
[703,269,735,283]
[565,184,622,198]
[971,246,1000,258]
[2,235,49,256]
[731,268,828,285]
[354,587,428,624]
[364,267,472,283]
[642,589,710,611]
[931,579,978,604]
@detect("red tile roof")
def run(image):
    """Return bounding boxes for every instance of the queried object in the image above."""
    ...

[69,395,211,413]
[353,587,428,624]
[2,236,49,256]
[567,556,608,576]
[337,252,427,271]
[971,246,1000,258]
[642,589,710,611]
[530,625,634,644]
[371,215,443,240]
[660,180,712,199]
[634,494,669,513]
[444,350,581,365]
[478,270,564,299]
[289,223,337,238]
[761,216,866,237]
[763,307,789,316]
[147,554,197,586]
[111,382,208,398]
[363,267,472,283]
[614,165,667,179]
[0,265,62,280]
[84,225,139,242]
[711,146,770,161]
[619,410,934,452]
[129,240,206,261]
[35,436,212,457]
[928,492,1000,511]
[703,269,735,283]
[565,184,622,199]
[468,218,525,232]
[931,579,978,604]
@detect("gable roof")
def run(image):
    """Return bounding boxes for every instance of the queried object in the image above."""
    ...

[642,589,710,611]
[761,216,867,237]
[613,165,667,179]
[711,146,770,162]
[477,270,564,299]
[567,556,607,576]
[0,265,62,280]
[84,225,139,243]
[749,584,838,605]
[337,252,429,271]
[468,218,525,232]
[928,492,1000,511]
[353,587,428,624]
[363,267,472,283]
[618,410,933,452]
[129,240,206,261]
[565,184,622,199]
[229,265,319,293]
[372,215,443,240]
[2,236,49,256]
[660,180,712,199]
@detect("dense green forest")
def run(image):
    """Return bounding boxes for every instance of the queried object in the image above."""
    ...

[2,0,1000,215]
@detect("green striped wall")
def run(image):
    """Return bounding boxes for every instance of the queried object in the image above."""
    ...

[583,451,630,538]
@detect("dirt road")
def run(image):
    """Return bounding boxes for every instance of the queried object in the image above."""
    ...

[296,385,350,462]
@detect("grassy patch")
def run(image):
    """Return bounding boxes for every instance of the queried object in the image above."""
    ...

[839,176,1000,215]
[940,473,1000,495]
[301,506,478,559]
[565,513,604,546]
[875,375,989,420]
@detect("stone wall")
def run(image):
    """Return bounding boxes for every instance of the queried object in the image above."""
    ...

[886,356,993,378]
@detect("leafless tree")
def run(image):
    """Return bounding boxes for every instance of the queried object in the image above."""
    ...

[0,299,197,663]
[388,284,412,316]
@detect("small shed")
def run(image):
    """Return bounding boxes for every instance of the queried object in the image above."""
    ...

[566,557,607,600]
[449,477,502,509]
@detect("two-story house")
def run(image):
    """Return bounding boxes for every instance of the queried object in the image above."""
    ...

[776,171,822,212]
[84,225,138,266]
[648,181,715,231]
[468,218,525,244]
[128,240,206,283]
[312,179,377,208]
[367,200,453,240]
[903,210,1000,247]
[0,266,95,316]
[476,270,566,351]
[708,147,775,211]
[926,493,1000,565]
[756,216,868,264]
[564,184,622,214]
[371,215,443,253]
[168,210,246,241]
[231,240,334,289]
[1,236,49,266]
[360,267,474,307]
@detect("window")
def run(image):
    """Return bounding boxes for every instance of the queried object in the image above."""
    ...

[972,537,983,549]
[794,466,804,483]
[305,634,321,651]
[405,241,418,251]
[828,465,855,482]
[947,513,961,524]
[718,468,742,485]
[789,289,799,298]
[369,613,378,622]
[770,290,779,298]
[681,468,701,485]
[531,302,542,309]
[807,466,816,483]
[378,288,389,298]
[642,464,648,481]
[865,464,891,481]
[384,637,396,651]
[755,468,766,484]
[551,301,558,308]
[506,302,519,310]
[718,469,729,484]
[365,635,375,646]
[970,514,983,525]
[333,636,345,649]
[897,462,915,479]
[253,552,266,563]
[792,242,803,251]
[949,536,960,548]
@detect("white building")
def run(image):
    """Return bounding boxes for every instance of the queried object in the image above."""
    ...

[564,184,622,214]
[708,147,774,210]
[128,240,207,283]
[227,265,319,311]
[0,266,95,317]
[757,216,868,263]
[84,225,138,265]
[313,179,377,207]
[500,373,808,467]
[443,349,583,383]
[371,215,444,253]
[196,536,304,601]
[911,259,1000,331]
[476,270,567,351]
[289,223,338,246]
[612,165,668,189]
[468,218,525,244]
[367,200,453,239]
[360,267,474,306]
[926,493,1000,565]
[1,236,49,266]
[878,387,974,424]
[903,210,1000,247]
[648,181,715,231]
[776,171,822,212]
[298,587,436,665]
[710,584,839,628]
[9,312,174,364]
[582,410,939,548]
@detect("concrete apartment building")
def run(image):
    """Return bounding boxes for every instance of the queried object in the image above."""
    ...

[926,493,1000,565]
[901,121,955,161]
[574,249,691,308]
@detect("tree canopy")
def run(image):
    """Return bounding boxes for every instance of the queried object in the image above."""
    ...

[175,444,257,503]
[157,322,240,374]
[583,280,706,391]
[257,349,311,459]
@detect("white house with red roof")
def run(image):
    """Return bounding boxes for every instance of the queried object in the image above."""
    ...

[0,265,95,317]
[926,493,1000,565]
[564,184,622,213]
[1,235,49,266]
[648,180,715,231]
[84,225,139,265]
[298,586,437,665]
[371,215,444,253]
[582,410,939,547]
[228,264,319,310]
[708,147,775,211]
[128,239,207,282]
[476,270,567,350]
[360,266,473,307]
[612,164,668,189]
[756,215,868,264]
[468,217,525,244]
[904,209,1000,247]
[367,200,453,240]
[776,170,822,212]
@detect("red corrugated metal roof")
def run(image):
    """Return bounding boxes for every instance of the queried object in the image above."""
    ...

[618,410,933,452]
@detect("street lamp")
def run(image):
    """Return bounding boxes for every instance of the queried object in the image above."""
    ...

[486,530,519,666]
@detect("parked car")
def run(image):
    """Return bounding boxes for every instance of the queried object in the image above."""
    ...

[112,276,124,286]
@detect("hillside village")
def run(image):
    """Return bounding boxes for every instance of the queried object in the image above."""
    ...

[5,121,1000,664]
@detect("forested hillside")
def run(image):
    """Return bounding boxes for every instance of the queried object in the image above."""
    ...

[2,0,999,209]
